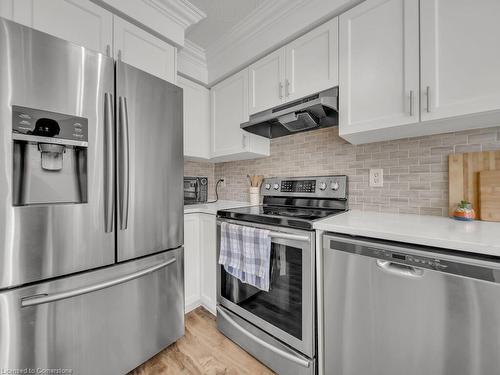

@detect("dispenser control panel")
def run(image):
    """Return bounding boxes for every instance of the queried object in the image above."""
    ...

[12,105,88,145]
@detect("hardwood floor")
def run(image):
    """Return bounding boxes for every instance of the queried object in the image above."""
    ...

[129,307,275,375]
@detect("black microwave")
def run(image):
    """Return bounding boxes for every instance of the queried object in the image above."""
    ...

[184,177,208,205]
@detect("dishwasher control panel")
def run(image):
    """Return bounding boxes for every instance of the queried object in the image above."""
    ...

[370,248,448,270]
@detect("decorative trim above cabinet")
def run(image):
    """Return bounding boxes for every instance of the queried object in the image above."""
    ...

[90,0,206,46]
[178,40,208,84]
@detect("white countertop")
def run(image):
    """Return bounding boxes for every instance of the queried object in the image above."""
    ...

[314,210,500,257]
[184,200,250,215]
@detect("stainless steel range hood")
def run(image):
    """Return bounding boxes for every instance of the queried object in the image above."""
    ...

[241,87,338,139]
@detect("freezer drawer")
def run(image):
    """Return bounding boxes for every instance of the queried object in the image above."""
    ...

[322,234,500,375]
[0,248,184,375]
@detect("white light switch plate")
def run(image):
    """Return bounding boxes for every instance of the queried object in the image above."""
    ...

[369,168,384,187]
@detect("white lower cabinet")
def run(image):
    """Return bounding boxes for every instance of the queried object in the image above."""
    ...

[183,213,217,314]
[184,214,201,312]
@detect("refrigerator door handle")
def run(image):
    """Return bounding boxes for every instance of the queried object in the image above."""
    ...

[118,96,130,230]
[20,258,176,307]
[104,93,115,233]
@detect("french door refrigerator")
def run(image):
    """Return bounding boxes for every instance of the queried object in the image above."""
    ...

[0,17,184,374]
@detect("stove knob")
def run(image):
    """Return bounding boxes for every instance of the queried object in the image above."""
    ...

[264,183,271,190]
[331,182,340,191]
[319,182,327,191]
[273,183,280,190]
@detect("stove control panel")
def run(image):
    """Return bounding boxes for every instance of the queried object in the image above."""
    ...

[261,175,347,199]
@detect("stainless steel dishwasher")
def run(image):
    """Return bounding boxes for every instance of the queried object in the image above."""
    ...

[319,233,500,375]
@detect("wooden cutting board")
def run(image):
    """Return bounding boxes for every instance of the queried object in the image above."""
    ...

[479,170,500,222]
[448,151,500,217]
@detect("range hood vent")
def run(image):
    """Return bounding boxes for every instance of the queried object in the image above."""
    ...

[241,87,338,139]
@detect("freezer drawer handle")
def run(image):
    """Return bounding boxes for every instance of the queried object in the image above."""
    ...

[20,258,176,307]
[376,260,424,278]
[216,306,311,368]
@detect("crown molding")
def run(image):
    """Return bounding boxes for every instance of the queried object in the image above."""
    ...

[205,0,361,84]
[91,0,205,46]
[206,0,304,59]
[150,0,206,29]
[178,39,208,84]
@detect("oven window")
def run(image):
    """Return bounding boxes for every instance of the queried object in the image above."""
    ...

[221,242,302,340]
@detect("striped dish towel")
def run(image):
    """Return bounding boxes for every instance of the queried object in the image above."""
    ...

[218,222,272,291]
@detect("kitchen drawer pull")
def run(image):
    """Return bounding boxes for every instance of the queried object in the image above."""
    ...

[376,260,424,278]
[20,258,176,307]
[216,306,310,368]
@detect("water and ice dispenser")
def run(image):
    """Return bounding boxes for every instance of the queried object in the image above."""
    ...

[12,106,89,206]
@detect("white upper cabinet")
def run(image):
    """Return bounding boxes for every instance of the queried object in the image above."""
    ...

[114,17,176,83]
[0,0,112,54]
[248,49,285,115]
[248,18,340,115]
[211,69,269,162]
[420,0,500,122]
[339,0,420,142]
[285,17,339,101]
[178,76,211,160]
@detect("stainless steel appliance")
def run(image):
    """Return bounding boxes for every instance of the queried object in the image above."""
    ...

[216,176,348,375]
[0,18,184,374]
[184,176,208,205]
[320,234,500,375]
[240,87,338,138]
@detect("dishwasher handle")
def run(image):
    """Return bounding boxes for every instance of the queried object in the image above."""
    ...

[376,260,424,278]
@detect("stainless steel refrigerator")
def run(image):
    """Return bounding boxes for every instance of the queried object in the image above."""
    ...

[0,18,184,374]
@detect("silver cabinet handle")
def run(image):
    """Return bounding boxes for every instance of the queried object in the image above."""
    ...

[279,81,284,99]
[21,258,176,307]
[409,90,414,116]
[242,133,247,149]
[118,49,122,61]
[106,44,111,57]
[269,231,310,242]
[216,306,310,368]
[118,96,130,230]
[104,93,115,233]
[285,79,290,98]
[376,260,424,278]
[426,86,431,112]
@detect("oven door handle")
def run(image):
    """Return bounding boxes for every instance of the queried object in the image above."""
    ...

[269,231,310,242]
[216,306,311,368]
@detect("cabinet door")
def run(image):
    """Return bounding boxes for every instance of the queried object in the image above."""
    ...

[0,0,112,54]
[184,214,200,312]
[420,0,500,121]
[285,17,339,101]
[248,49,285,115]
[178,76,211,160]
[211,70,249,157]
[339,0,419,138]
[199,214,217,314]
[114,16,176,83]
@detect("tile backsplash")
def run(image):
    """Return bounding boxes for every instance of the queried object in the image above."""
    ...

[206,126,500,216]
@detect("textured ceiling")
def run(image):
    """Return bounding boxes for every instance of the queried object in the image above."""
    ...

[186,0,267,49]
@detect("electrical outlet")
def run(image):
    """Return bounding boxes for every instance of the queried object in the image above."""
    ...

[369,169,384,187]
[219,178,226,187]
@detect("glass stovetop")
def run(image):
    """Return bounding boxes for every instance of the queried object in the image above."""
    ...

[217,205,347,230]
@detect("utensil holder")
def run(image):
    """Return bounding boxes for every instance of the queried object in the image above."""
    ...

[249,187,260,205]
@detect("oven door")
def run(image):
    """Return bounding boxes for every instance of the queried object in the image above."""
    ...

[216,218,315,357]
